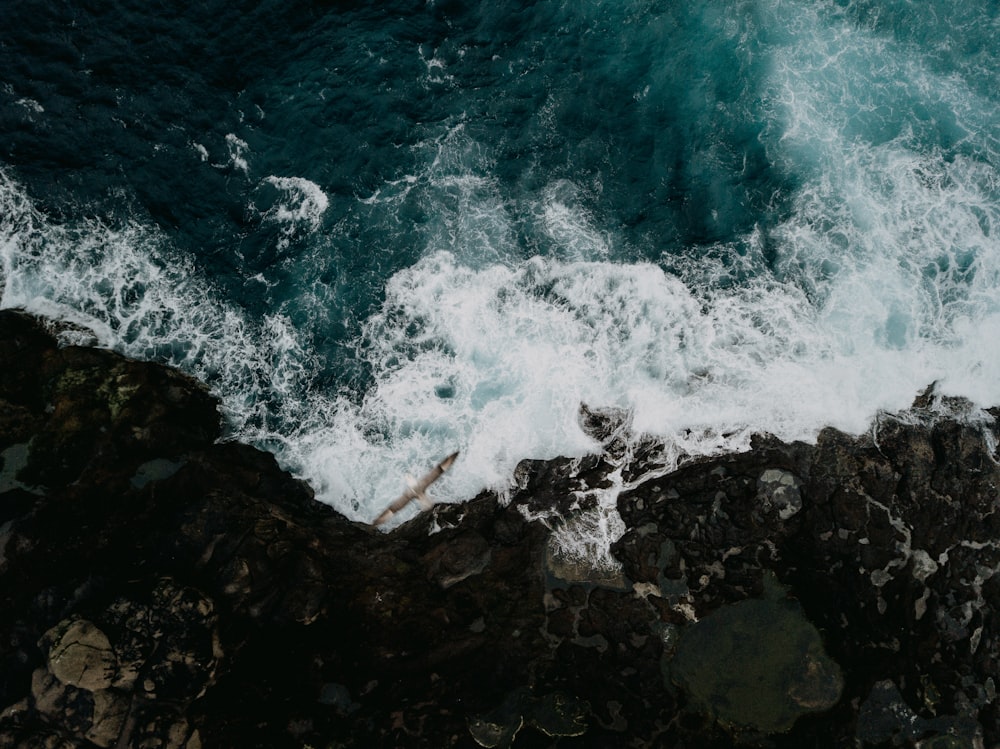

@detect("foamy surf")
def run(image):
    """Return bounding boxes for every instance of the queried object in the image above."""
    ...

[3,133,1000,532]
[287,240,1000,527]
[1,0,999,539]
[0,169,319,442]
[252,176,330,251]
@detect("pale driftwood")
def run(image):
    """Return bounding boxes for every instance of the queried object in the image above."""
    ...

[372,451,459,526]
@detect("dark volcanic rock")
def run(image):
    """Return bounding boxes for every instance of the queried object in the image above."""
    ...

[0,309,999,748]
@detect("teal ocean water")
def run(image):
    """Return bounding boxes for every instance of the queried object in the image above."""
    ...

[2,0,999,526]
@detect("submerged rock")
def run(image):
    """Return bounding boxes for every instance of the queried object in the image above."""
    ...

[669,590,843,733]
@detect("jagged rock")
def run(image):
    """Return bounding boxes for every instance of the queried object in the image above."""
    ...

[1,309,1000,748]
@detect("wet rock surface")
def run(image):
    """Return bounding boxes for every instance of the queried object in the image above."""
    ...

[0,309,999,747]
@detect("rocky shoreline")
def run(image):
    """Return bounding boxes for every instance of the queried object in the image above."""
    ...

[0,308,998,748]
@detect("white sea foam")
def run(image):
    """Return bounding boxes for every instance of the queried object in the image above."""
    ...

[359,174,418,206]
[254,176,329,250]
[280,31,1000,531]
[5,105,1000,538]
[0,169,316,440]
[539,180,610,262]
[287,232,999,529]
[219,133,250,173]
[1,0,999,552]
[419,44,455,87]
[15,98,44,115]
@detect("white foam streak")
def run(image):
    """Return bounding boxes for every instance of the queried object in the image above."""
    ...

[256,176,329,249]
[220,133,250,173]
[540,180,610,262]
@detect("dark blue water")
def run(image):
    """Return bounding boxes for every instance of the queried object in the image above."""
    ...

[2,0,999,531]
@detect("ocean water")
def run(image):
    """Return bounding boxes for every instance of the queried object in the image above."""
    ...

[2,0,999,530]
